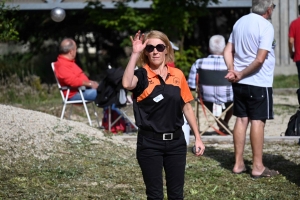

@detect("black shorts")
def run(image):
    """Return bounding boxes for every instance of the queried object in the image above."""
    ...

[232,83,274,120]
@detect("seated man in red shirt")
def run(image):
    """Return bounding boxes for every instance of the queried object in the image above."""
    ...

[54,38,98,101]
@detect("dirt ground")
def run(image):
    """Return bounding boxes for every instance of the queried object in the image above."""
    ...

[198,93,299,137]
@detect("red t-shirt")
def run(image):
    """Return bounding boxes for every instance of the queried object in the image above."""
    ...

[289,17,300,61]
[54,55,90,98]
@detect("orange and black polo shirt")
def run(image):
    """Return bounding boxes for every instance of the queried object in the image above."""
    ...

[131,64,194,133]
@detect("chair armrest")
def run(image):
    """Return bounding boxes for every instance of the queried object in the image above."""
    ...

[60,86,86,91]
[78,86,86,90]
[60,86,70,90]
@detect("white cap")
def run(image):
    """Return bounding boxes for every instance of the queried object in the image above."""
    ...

[170,41,179,51]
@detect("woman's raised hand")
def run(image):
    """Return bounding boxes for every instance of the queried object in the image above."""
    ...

[130,30,147,53]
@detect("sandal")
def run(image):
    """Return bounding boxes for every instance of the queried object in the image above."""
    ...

[251,167,279,179]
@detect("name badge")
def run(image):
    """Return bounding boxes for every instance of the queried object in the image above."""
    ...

[153,94,164,102]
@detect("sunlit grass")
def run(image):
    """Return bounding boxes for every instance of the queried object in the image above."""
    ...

[0,138,299,199]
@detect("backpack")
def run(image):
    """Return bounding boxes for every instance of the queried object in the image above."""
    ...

[285,109,300,136]
[95,67,127,108]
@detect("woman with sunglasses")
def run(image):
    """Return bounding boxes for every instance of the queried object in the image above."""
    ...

[122,30,205,200]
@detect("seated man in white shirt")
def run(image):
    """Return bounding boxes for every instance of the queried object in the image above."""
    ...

[188,35,233,134]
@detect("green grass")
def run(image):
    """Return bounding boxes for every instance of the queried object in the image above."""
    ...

[185,143,300,199]
[273,74,298,88]
[0,138,299,199]
[0,137,145,199]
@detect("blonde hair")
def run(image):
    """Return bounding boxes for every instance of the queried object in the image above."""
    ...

[138,30,175,66]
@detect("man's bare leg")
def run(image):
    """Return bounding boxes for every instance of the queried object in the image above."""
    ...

[250,119,266,176]
[232,117,249,173]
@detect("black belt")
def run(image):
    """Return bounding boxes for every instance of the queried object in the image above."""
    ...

[138,129,182,140]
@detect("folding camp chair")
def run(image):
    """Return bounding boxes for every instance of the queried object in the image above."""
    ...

[51,62,100,127]
[106,103,138,133]
[196,68,233,135]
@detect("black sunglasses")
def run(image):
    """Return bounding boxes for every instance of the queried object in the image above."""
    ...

[145,44,166,53]
[273,4,276,9]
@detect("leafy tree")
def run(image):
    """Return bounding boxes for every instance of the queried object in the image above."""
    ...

[86,0,219,75]
[1,0,220,81]
[86,0,149,62]
[0,0,19,42]
[148,0,219,47]
[87,0,219,47]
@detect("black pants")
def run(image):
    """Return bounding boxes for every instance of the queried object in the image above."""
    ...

[136,131,187,200]
[296,61,300,87]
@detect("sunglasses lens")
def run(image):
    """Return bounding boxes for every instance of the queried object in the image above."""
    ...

[145,44,166,52]
[156,44,166,52]
[145,45,155,52]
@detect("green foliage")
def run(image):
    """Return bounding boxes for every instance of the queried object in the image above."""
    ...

[87,1,148,33]
[0,0,19,42]
[0,74,58,105]
[148,0,219,41]
[0,50,58,84]
[86,0,149,50]
[0,0,221,80]
[86,0,220,72]
[175,46,203,77]
[0,53,33,79]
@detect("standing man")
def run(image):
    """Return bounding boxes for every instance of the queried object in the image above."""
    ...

[289,5,300,87]
[224,0,279,178]
[54,38,99,101]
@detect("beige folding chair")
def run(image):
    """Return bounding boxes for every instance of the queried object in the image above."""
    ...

[194,75,201,131]
[107,105,138,133]
[51,62,100,127]
[196,68,233,135]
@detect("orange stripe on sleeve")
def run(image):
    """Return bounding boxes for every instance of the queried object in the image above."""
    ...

[181,75,194,103]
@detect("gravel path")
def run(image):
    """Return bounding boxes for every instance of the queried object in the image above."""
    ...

[0,104,128,163]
